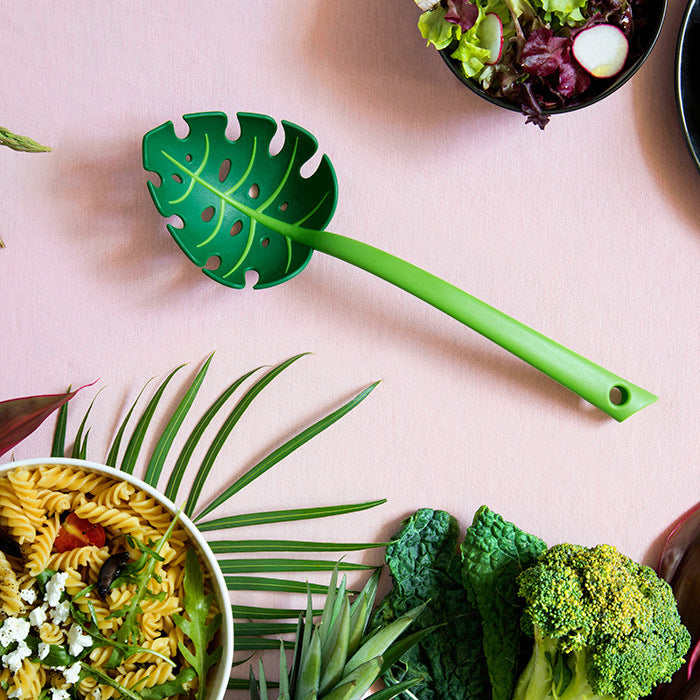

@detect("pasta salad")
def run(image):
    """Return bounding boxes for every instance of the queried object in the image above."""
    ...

[0,464,223,700]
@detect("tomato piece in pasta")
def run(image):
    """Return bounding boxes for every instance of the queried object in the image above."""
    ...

[54,513,106,552]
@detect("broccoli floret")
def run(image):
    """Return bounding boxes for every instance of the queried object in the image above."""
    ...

[512,543,691,700]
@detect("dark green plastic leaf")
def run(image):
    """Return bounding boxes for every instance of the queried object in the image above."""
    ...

[143,111,337,289]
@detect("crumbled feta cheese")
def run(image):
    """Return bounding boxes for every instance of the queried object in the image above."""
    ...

[2,641,31,673]
[0,617,30,647]
[49,600,70,624]
[37,642,50,660]
[28,604,47,627]
[63,662,81,685]
[45,571,68,607]
[67,623,92,656]
[50,689,70,700]
[8,687,22,699]
[19,587,36,605]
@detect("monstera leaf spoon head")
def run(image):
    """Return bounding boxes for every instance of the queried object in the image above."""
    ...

[143,111,338,289]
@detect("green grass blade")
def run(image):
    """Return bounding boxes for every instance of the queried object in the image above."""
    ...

[224,576,335,595]
[194,380,379,522]
[105,379,153,468]
[231,605,321,620]
[218,559,375,574]
[196,500,386,531]
[143,353,213,488]
[185,353,309,518]
[51,387,71,458]
[119,365,184,474]
[234,622,299,636]
[208,539,386,554]
[164,364,263,503]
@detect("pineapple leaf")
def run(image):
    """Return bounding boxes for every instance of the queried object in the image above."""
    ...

[319,595,350,694]
[363,677,423,700]
[194,380,380,522]
[185,352,309,517]
[296,627,322,699]
[343,603,427,677]
[120,365,185,474]
[164,364,263,502]
[196,500,386,531]
[335,657,383,700]
[144,353,213,488]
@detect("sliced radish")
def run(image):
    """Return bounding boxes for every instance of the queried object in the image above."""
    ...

[477,13,504,65]
[571,23,629,79]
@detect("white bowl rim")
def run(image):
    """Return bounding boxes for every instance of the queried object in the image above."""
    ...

[1,456,234,700]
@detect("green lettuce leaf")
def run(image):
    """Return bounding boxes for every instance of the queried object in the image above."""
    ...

[530,0,588,25]
[373,508,491,700]
[461,506,547,700]
[418,6,462,49]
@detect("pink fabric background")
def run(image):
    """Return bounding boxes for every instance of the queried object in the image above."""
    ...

[1,0,698,659]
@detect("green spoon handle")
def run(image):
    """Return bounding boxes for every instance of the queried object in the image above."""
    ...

[287,227,657,421]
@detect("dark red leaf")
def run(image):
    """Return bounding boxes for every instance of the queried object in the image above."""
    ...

[0,383,95,457]
[444,0,479,32]
[521,28,569,77]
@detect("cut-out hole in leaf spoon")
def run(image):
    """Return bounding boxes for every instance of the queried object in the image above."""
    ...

[143,111,657,421]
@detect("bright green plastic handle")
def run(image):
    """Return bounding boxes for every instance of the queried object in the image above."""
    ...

[277,225,658,422]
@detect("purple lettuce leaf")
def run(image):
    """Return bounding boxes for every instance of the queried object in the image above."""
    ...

[444,0,479,32]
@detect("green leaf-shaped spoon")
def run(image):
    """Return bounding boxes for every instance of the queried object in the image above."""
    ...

[143,111,657,421]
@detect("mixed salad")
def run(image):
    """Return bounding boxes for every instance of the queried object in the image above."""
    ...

[416,0,644,127]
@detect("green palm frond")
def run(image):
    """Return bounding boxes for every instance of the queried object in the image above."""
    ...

[196,500,387,532]
[49,353,386,692]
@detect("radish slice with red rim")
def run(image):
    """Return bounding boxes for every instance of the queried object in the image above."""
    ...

[572,23,629,78]
[478,13,504,65]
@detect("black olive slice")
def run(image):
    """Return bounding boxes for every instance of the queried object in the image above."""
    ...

[96,551,131,599]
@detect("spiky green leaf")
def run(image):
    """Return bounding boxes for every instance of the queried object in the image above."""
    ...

[186,353,309,517]
[194,380,379,522]
[196,500,386,532]
[143,354,213,488]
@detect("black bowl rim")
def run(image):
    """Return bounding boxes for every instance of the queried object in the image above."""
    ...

[438,0,668,116]
[675,0,700,172]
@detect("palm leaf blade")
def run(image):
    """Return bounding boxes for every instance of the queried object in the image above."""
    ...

[208,539,385,554]
[50,389,70,458]
[196,500,386,532]
[225,576,339,595]
[143,354,213,488]
[185,353,309,517]
[218,559,374,574]
[119,365,184,474]
[105,379,153,468]
[194,381,379,522]
[164,364,263,502]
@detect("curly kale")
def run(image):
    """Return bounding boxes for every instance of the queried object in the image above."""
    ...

[373,508,491,700]
[462,506,548,700]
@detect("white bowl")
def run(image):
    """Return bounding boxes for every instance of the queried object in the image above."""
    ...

[1,457,234,700]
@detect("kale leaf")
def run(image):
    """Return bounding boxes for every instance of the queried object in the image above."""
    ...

[373,508,491,700]
[461,506,547,700]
